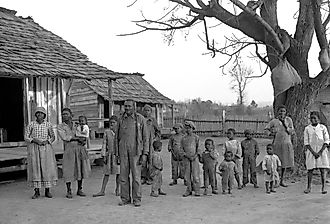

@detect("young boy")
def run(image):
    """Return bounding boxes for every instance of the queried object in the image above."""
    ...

[241,129,260,188]
[224,128,243,189]
[219,151,238,194]
[181,121,201,197]
[200,139,219,195]
[262,144,281,194]
[168,123,185,186]
[150,140,166,197]
[76,115,90,148]
[93,116,120,197]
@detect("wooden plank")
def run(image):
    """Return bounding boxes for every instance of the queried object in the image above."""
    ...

[0,142,27,148]
[0,165,27,173]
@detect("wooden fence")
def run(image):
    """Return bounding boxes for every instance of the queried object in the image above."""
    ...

[163,116,270,138]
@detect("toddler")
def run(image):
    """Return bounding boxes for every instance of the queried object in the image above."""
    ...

[262,144,281,194]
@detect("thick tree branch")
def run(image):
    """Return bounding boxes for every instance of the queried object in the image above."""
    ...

[313,0,328,50]
[230,0,284,53]
[294,0,314,49]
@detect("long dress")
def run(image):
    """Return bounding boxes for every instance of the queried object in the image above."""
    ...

[58,122,91,182]
[25,121,58,188]
[265,117,295,168]
[304,124,330,170]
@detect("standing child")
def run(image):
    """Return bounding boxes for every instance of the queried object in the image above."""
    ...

[168,123,185,186]
[200,139,219,195]
[303,111,330,194]
[241,129,260,188]
[224,128,243,189]
[262,144,281,194]
[219,151,238,194]
[76,115,89,139]
[181,121,201,197]
[150,140,167,197]
[93,116,120,197]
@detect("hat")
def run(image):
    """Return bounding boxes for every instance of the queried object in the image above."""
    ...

[173,123,183,129]
[35,107,46,117]
[184,120,196,130]
[244,129,252,135]
[143,104,152,111]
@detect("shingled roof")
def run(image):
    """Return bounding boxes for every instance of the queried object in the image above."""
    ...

[84,73,173,105]
[0,7,120,80]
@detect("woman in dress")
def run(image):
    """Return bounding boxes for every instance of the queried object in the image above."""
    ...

[303,111,330,194]
[25,107,57,199]
[58,108,91,198]
[265,105,295,187]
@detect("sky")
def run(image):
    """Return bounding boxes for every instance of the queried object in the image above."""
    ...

[1,0,319,106]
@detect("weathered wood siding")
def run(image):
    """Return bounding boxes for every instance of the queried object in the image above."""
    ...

[69,80,100,131]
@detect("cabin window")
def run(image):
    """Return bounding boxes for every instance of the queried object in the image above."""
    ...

[0,77,24,142]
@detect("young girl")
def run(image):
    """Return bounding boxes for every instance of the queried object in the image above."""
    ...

[219,151,238,194]
[76,115,89,138]
[262,144,281,194]
[93,115,120,197]
[224,128,242,189]
[303,111,330,194]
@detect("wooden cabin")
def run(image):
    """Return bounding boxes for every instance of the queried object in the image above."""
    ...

[0,7,120,172]
[69,73,173,138]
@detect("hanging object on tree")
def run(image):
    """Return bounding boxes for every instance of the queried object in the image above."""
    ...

[271,59,302,97]
[318,48,330,72]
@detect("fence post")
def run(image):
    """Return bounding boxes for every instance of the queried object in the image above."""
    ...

[222,110,226,135]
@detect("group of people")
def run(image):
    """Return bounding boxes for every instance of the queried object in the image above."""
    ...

[24,102,330,207]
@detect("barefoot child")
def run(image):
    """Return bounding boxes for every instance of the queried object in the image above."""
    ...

[241,129,260,188]
[200,139,219,195]
[93,116,120,197]
[303,111,330,194]
[182,121,201,197]
[262,144,281,194]
[168,123,185,186]
[150,140,166,197]
[224,128,243,189]
[219,151,238,194]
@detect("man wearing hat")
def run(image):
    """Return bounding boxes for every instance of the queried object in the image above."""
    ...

[168,123,185,186]
[181,120,201,197]
[25,107,58,199]
[116,100,149,207]
[141,104,161,185]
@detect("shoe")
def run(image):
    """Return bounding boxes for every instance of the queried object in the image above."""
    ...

[254,184,259,188]
[150,192,159,197]
[133,201,141,207]
[238,185,242,190]
[77,190,86,197]
[158,190,167,195]
[212,190,218,195]
[93,192,105,197]
[45,189,53,198]
[32,189,40,199]
[66,190,73,199]
[118,201,131,206]
[169,180,177,186]
[195,192,201,197]
[182,191,192,197]
[270,189,276,193]
[266,190,271,194]
[322,190,327,194]
[304,189,311,194]
[280,182,288,187]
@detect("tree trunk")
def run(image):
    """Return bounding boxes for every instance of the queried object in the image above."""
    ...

[283,79,322,171]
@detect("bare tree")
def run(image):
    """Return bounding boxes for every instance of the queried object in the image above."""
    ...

[122,0,330,166]
[227,55,253,106]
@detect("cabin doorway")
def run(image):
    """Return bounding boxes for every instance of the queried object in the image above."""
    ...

[0,77,24,142]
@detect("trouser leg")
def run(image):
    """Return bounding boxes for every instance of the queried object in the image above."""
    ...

[130,155,142,203]
[191,159,200,194]
[120,156,131,203]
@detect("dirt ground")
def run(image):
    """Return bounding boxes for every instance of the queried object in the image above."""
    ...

[1,137,330,224]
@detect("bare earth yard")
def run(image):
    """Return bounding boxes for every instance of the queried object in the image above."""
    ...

[0,137,330,224]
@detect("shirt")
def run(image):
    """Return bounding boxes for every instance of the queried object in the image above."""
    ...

[25,121,55,143]
[76,124,90,138]
[181,133,200,158]
[241,138,259,158]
